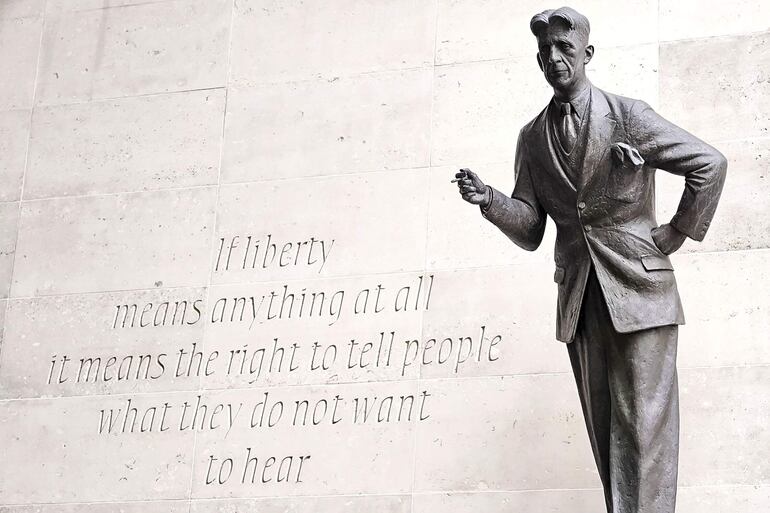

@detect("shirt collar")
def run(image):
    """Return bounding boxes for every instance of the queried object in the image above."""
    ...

[552,84,591,120]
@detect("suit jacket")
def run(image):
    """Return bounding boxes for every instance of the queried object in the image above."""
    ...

[482,85,727,342]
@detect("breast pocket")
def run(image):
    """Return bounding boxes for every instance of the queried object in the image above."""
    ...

[604,142,645,203]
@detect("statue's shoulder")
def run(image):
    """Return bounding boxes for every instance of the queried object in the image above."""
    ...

[593,86,647,119]
[518,104,550,142]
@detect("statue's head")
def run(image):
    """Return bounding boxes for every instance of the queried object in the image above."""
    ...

[530,7,594,94]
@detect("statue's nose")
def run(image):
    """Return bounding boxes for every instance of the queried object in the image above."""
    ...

[546,46,560,64]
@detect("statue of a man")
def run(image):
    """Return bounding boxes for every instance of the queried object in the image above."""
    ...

[455,7,727,513]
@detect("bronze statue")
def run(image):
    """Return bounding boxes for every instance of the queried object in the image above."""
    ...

[454,7,727,513]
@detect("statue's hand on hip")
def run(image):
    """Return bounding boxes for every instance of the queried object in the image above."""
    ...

[454,168,491,208]
[652,223,687,255]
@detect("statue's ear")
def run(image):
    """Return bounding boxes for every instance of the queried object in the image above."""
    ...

[537,52,545,72]
[584,44,594,65]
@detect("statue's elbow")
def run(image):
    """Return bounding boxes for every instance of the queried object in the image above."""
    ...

[520,241,540,252]
[509,229,543,252]
[709,148,727,178]
[711,148,728,175]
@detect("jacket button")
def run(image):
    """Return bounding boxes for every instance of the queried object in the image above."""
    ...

[578,201,586,210]
[585,225,592,232]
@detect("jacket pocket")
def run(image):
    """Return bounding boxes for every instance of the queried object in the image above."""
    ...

[604,165,645,203]
[554,266,566,284]
[641,254,674,271]
[604,143,645,203]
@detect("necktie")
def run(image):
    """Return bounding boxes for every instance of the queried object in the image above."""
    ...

[559,101,577,153]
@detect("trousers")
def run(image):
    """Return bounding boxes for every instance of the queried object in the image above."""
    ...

[567,269,679,513]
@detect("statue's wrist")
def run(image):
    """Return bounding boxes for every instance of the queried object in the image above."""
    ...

[481,185,493,211]
[668,221,688,241]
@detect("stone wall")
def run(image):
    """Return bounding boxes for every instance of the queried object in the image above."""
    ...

[0,0,768,511]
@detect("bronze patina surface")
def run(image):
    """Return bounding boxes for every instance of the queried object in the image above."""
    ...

[455,7,727,512]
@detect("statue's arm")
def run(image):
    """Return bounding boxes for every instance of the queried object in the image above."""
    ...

[481,132,547,251]
[629,100,728,242]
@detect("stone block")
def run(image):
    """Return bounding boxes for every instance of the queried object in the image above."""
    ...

[0,16,42,110]
[660,33,770,142]
[36,0,231,105]
[431,58,550,167]
[0,393,195,503]
[587,43,659,109]
[203,273,425,390]
[679,366,770,486]
[414,374,599,492]
[431,46,658,167]
[657,138,770,253]
[46,0,181,12]
[0,203,19,299]
[0,288,206,399]
[673,250,770,368]
[0,109,30,202]
[0,503,190,513]
[0,0,44,19]
[26,89,225,199]
[230,0,436,84]
[421,265,569,378]
[191,495,410,513]
[12,188,216,297]
[190,382,420,497]
[222,70,431,183]
[413,490,605,513]
[0,299,6,348]
[427,162,555,270]
[212,171,428,284]
[436,0,658,64]
[677,484,770,512]
[661,0,770,41]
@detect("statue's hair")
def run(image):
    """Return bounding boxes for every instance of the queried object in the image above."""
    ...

[530,6,590,44]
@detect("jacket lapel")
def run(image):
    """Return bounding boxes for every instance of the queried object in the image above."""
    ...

[538,103,577,192]
[578,87,617,191]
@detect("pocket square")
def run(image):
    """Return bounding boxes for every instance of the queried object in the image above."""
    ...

[610,142,645,169]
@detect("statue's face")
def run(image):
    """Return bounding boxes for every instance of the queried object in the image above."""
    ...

[535,23,591,91]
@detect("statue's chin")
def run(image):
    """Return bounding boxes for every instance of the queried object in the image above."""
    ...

[547,75,572,90]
